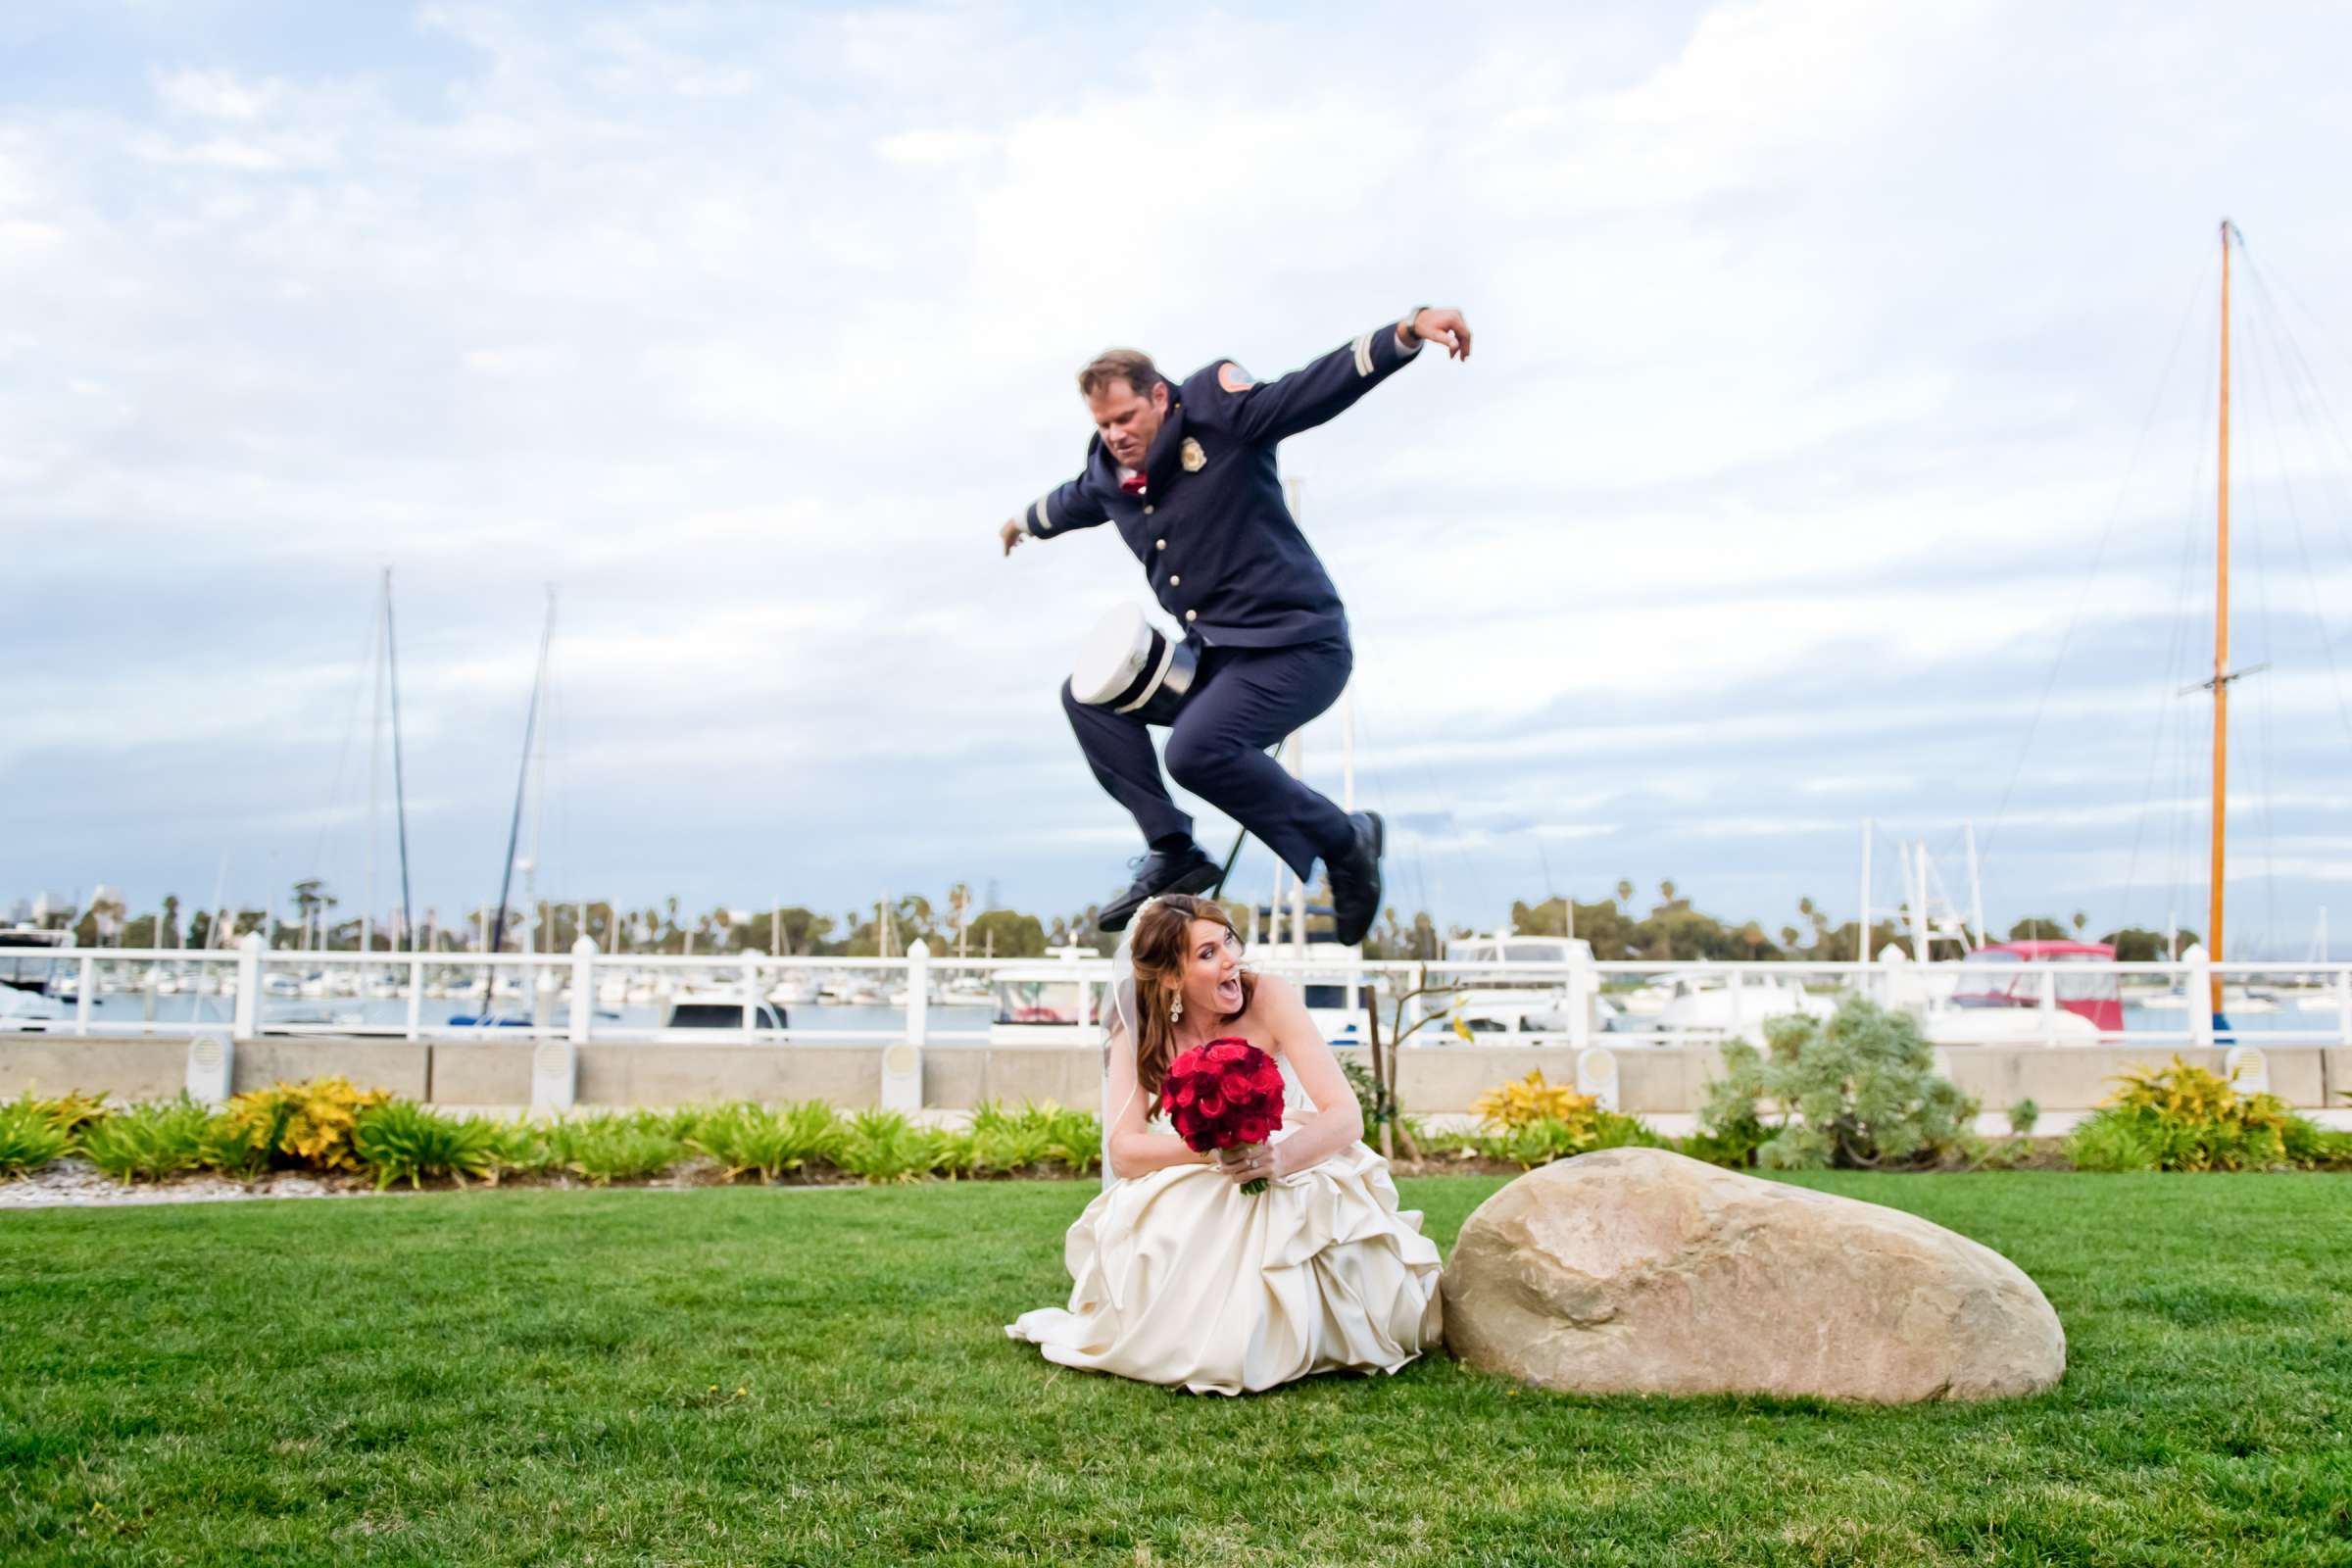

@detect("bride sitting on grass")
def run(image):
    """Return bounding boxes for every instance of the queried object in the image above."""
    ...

[1005,893,1442,1395]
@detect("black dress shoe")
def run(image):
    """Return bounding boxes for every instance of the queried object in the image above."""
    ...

[1326,810,1385,948]
[1098,844,1221,932]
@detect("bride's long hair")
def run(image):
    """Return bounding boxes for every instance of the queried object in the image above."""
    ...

[1128,894,1256,1103]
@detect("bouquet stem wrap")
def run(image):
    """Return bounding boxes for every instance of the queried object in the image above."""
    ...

[1214,1142,1273,1195]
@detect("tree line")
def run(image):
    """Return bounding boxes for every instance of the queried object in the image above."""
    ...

[45,878,2198,964]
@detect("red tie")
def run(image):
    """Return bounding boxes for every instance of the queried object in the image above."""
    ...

[1120,473,1148,496]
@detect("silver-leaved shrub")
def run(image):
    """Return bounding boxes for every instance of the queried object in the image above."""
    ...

[1702,999,1978,1170]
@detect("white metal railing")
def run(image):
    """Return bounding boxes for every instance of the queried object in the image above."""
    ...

[7,938,2351,1049]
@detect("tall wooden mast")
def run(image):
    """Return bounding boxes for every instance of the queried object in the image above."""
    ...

[2207,219,2234,1013]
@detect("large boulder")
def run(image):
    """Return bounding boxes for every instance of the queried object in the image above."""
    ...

[1442,1148,2064,1402]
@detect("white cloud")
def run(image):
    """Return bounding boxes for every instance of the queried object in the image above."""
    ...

[876,128,994,166]
[460,344,578,377]
[5,0,2352,945]
[155,69,282,122]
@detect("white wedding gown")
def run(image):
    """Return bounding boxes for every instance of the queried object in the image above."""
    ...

[1005,1062,1443,1396]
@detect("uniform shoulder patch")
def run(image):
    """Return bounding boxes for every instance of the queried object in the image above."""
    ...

[1217,361,1254,394]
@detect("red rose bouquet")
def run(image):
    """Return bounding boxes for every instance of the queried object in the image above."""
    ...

[1160,1037,1285,1194]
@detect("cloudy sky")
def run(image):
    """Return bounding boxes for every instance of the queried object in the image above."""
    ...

[6,0,2352,952]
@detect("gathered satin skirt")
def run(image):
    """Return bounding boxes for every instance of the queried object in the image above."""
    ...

[1004,1136,1444,1396]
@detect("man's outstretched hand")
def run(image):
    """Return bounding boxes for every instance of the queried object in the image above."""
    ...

[999,517,1024,556]
[1408,307,1472,360]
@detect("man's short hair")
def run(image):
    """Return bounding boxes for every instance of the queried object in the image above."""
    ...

[1078,349,1166,400]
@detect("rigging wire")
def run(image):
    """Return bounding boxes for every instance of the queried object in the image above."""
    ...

[2244,254,2352,960]
[2161,315,2221,948]
[2239,381,2279,957]
[2115,260,2222,935]
[1978,252,2214,860]
[2245,266,2352,954]
[2240,279,2323,954]
[2165,632,2206,949]
[306,587,387,920]
[2243,252,2352,518]
[1411,849,1434,953]
[1348,694,1494,921]
[2240,255,2352,748]
[2116,469,2205,933]
[548,678,575,947]
[2245,257,2352,554]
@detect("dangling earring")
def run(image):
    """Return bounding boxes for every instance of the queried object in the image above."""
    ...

[1169,992,1184,1024]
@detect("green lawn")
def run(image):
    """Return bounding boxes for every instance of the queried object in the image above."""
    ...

[4,1174,2348,1567]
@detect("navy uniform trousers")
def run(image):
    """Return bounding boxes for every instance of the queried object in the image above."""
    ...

[1061,633,1354,883]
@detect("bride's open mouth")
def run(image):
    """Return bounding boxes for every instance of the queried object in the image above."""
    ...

[1214,976,1243,1011]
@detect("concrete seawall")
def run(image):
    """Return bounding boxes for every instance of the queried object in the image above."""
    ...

[5,1035,2343,1117]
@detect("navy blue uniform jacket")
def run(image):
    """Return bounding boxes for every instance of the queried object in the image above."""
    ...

[1020,320,1423,649]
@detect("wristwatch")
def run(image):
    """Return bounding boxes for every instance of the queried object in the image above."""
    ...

[1397,305,1429,349]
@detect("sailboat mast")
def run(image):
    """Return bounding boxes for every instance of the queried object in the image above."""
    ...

[480,588,557,1012]
[2208,220,2233,1012]
[384,571,416,950]
[525,614,552,962]
[365,582,384,959]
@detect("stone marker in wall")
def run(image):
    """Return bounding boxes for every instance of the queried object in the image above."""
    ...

[2224,1044,2270,1097]
[186,1034,233,1104]
[531,1039,576,1114]
[1443,1147,2065,1402]
[1575,1046,1619,1110]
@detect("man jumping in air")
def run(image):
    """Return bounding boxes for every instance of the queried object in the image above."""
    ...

[1000,306,1473,942]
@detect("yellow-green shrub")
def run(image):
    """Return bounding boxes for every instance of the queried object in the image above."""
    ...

[29,1090,112,1138]
[479,1120,554,1184]
[963,1101,1100,1176]
[352,1102,498,1191]
[2067,1055,2310,1172]
[837,1109,950,1184]
[214,1077,393,1173]
[1472,1071,1597,1135]
[688,1102,843,1183]
[0,1096,73,1177]
[78,1098,214,1185]
[1474,1110,1663,1169]
[546,1112,686,1185]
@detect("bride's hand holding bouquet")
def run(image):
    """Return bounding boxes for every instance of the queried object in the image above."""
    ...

[1160,1037,1286,1194]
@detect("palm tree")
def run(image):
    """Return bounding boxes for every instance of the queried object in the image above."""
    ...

[1799,895,1833,944]
[947,882,973,957]
[896,894,937,947]
[290,880,325,952]
[1614,879,1634,907]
